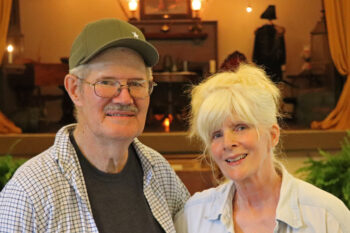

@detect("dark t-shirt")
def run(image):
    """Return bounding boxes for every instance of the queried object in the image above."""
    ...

[69,133,165,233]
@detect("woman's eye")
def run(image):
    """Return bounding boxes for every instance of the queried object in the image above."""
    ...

[212,131,222,139]
[236,124,247,131]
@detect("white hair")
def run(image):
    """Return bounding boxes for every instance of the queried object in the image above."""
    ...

[189,63,281,149]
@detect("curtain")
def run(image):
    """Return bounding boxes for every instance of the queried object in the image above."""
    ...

[311,0,350,130]
[0,0,22,134]
[0,0,13,63]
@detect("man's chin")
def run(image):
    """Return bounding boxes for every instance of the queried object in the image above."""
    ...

[103,124,144,139]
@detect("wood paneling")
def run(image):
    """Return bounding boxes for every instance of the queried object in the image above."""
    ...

[0,130,346,158]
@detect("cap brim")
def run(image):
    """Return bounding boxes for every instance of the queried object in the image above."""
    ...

[81,38,159,67]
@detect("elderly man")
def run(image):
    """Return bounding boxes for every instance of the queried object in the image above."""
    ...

[0,18,189,232]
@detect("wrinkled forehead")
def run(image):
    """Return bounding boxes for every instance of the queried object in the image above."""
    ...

[84,47,149,79]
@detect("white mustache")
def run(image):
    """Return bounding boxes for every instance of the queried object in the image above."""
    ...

[104,104,139,113]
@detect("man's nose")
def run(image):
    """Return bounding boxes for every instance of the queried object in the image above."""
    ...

[112,86,134,104]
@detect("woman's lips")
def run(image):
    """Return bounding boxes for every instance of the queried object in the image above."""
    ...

[225,153,248,163]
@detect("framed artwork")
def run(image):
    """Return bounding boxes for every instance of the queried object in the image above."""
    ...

[140,0,192,20]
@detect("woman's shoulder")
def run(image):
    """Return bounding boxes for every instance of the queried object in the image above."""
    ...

[294,177,347,209]
[175,182,233,233]
[184,181,233,209]
[292,176,350,228]
[280,165,348,214]
[293,177,350,231]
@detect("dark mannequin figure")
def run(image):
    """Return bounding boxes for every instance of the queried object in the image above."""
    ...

[253,5,286,83]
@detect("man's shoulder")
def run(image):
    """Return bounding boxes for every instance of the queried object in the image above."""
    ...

[0,125,76,208]
[8,147,59,190]
[0,146,66,211]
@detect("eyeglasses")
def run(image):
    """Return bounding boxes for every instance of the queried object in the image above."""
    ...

[77,77,157,99]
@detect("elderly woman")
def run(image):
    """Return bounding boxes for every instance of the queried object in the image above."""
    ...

[174,64,350,233]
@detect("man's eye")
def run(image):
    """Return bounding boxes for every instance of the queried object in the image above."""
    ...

[98,80,115,86]
[128,81,146,87]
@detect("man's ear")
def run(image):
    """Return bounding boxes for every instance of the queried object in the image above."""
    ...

[64,74,82,107]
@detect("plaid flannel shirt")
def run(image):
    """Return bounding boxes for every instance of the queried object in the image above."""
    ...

[0,124,189,232]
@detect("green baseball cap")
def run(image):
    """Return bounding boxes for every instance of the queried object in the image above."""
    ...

[69,18,159,70]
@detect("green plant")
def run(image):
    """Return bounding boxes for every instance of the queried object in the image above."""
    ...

[0,155,27,190]
[0,139,27,191]
[297,131,350,209]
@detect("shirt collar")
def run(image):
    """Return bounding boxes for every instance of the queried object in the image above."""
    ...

[205,180,235,222]
[52,124,82,181]
[53,125,155,173]
[200,164,305,230]
[132,138,155,167]
[51,124,92,211]
[275,164,303,229]
[52,125,157,212]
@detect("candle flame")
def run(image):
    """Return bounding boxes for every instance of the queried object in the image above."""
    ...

[163,118,170,127]
[162,114,173,132]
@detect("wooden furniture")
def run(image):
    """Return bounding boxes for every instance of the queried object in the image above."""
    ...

[130,20,218,131]
[0,64,28,116]
[153,71,199,82]
[130,20,218,74]
[0,63,70,132]
[33,63,67,86]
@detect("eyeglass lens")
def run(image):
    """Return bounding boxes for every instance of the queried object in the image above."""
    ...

[94,80,152,98]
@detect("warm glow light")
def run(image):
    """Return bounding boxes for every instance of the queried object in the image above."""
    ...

[163,118,170,127]
[128,0,138,11]
[162,118,170,132]
[154,114,164,121]
[162,114,173,132]
[246,6,252,12]
[191,0,201,11]
[7,44,14,53]
[7,44,14,64]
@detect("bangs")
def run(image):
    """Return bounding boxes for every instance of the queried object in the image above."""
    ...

[196,87,258,144]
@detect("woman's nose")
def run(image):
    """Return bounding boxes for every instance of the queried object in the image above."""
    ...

[223,131,238,149]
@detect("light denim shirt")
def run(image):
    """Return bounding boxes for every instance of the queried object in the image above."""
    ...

[175,165,350,233]
[0,124,190,232]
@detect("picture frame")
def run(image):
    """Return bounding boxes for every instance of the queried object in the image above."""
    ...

[140,0,192,20]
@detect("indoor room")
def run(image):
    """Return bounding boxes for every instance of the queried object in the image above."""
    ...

[0,0,349,222]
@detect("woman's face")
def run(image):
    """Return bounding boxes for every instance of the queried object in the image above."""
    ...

[209,116,279,183]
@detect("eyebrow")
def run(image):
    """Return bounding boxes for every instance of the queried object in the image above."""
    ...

[96,76,146,81]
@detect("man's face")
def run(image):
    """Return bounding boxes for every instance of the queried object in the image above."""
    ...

[74,48,150,142]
